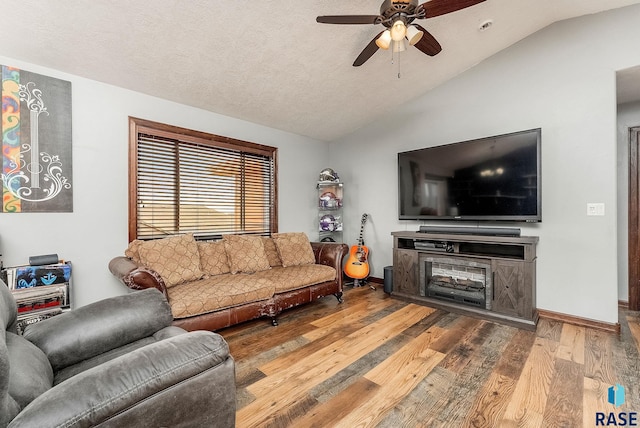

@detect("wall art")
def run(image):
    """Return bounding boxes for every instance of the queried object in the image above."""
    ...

[2,65,72,212]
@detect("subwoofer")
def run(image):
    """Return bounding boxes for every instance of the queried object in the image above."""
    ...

[383,266,393,294]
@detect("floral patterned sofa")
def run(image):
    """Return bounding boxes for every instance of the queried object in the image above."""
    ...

[109,233,348,331]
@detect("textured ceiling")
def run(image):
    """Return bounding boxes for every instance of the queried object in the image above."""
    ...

[3,0,640,142]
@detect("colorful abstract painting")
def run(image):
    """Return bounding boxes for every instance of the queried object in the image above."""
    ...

[1,65,72,212]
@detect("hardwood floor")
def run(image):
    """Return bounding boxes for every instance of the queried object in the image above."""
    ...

[219,286,640,427]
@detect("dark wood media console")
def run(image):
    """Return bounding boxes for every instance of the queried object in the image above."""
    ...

[392,231,538,330]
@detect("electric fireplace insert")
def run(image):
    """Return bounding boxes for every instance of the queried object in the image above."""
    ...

[419,255,492,310]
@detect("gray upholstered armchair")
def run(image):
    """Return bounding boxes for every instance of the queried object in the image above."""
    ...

[0,281,236,428]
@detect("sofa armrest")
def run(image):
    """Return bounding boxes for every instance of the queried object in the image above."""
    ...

[109,256,168,297]
[311,242,349,288]
[8,331,235,428]
[23,289,173,372]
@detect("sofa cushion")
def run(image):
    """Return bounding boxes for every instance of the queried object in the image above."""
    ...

[223,235,271,274]
[124,239,144,264]
[262,237,282,267]
[23,289,174,373]
[167,275,276,318]
[6,332,53,409]
[254,265,337,293]
[198,241,231,276]
[52,327,186,385]
[137,234,203,288]
[272,233,315,267]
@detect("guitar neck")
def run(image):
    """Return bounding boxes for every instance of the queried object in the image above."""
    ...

[357,215,367,246]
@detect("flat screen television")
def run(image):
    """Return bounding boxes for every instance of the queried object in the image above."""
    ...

[398,128,541,222]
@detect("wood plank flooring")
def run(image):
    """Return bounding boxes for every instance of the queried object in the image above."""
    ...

[219,286,640,428]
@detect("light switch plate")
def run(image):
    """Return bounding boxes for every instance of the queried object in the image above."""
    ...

[587,203,605,216]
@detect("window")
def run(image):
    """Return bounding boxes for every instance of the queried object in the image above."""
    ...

[129,117,277,241]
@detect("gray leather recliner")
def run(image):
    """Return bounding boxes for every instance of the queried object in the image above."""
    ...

[0,281,236,427]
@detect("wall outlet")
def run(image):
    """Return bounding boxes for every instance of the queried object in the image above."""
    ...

[587,203,605,216]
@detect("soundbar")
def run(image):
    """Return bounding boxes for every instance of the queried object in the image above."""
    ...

[418,226,521,237]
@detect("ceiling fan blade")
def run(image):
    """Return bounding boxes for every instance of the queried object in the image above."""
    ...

[353,31,384,67]
[412,25,442,56]
[420,0,486,18]
[316,15,381,25]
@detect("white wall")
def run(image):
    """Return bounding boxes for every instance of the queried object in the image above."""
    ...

[330,5,640,324]
[0,56,330,307]
[617,100,640,302]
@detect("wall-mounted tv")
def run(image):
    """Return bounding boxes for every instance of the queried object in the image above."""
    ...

[398,128,541,222]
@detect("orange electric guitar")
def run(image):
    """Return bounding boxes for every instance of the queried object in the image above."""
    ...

[344,214,370,280]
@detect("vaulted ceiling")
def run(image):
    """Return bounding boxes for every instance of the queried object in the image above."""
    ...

[3,0,640,142]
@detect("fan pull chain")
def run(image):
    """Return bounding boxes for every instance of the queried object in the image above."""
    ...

[390,42,401,79]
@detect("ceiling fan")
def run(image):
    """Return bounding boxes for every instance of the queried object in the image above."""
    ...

[316,0,486,66]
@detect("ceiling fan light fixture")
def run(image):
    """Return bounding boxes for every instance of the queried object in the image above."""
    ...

[390,19,407,42]
[406,25,424,46]
[317,0,487,67]
[376,30,392,50]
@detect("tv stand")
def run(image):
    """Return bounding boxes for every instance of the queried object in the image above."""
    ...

[392,231,538,330]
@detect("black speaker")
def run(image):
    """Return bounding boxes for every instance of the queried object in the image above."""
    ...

[29,254,59,266]
[383,266,393,294]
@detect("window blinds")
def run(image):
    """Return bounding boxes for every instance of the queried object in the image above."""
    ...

[135,132,275,240]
